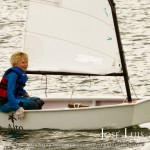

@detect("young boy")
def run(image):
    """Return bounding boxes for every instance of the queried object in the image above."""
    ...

[0,51,44,119]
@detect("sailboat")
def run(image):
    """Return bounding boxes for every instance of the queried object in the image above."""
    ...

[0,0,150,130]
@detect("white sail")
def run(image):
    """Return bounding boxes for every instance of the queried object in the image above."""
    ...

[24,0,122,75]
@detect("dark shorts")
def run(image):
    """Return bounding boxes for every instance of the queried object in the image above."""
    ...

[0,97,44,113]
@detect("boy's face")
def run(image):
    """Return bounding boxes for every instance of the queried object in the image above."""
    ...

[15,59,28,72]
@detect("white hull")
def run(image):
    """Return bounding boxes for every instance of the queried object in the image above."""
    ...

[0,97,150,130]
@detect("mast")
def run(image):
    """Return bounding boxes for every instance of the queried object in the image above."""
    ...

[109,0,132,102]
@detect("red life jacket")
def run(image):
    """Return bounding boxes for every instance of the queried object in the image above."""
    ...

[0,76,8,105]
[0,67,27,105]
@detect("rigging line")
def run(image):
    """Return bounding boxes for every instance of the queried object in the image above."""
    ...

[57,76,75,102]
[88,75,92,88]
[40,74,47,96]
[30,0,114,29]
[129,80,140,100]
[50,75,84,101]
[68,76,92,103]
[44,75,48,97]
[57,75,92,103]
[114,76,127,102]
[48,75,75,91]
[26,31,120,62]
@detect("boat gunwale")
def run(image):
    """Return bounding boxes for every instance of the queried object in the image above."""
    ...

[24,97,150,113]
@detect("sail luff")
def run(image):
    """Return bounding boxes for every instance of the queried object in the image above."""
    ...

[109,0,132,102]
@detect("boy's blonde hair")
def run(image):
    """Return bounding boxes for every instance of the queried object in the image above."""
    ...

[10,51,28,66]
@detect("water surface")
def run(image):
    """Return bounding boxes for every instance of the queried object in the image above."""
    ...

[0,0,150,149]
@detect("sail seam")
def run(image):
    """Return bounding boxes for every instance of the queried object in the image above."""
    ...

[30,0,114,29]
[26,30,120,62]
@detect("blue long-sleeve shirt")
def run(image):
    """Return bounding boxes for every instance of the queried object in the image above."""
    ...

[6,72,27,110]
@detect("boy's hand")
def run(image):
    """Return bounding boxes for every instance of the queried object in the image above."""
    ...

[16,107,25,120]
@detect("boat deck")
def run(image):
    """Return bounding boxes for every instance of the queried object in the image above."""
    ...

[42,97,138,109]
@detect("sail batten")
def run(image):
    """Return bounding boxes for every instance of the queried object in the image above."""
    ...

[24,0,122,75]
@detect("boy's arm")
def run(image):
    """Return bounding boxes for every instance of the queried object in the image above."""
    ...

[6,72,20,110]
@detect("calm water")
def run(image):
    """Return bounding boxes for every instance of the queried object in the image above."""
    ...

[0,0,150,149]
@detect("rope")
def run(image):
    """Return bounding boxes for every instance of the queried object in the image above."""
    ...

[129,80,140,100]
[41,75,92,102]
[114,77,127,102]
[115,77,140,101]
[41,75,140,104]
[41,75,48,97]
[45,75,48,97]
[54,75,92,103]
